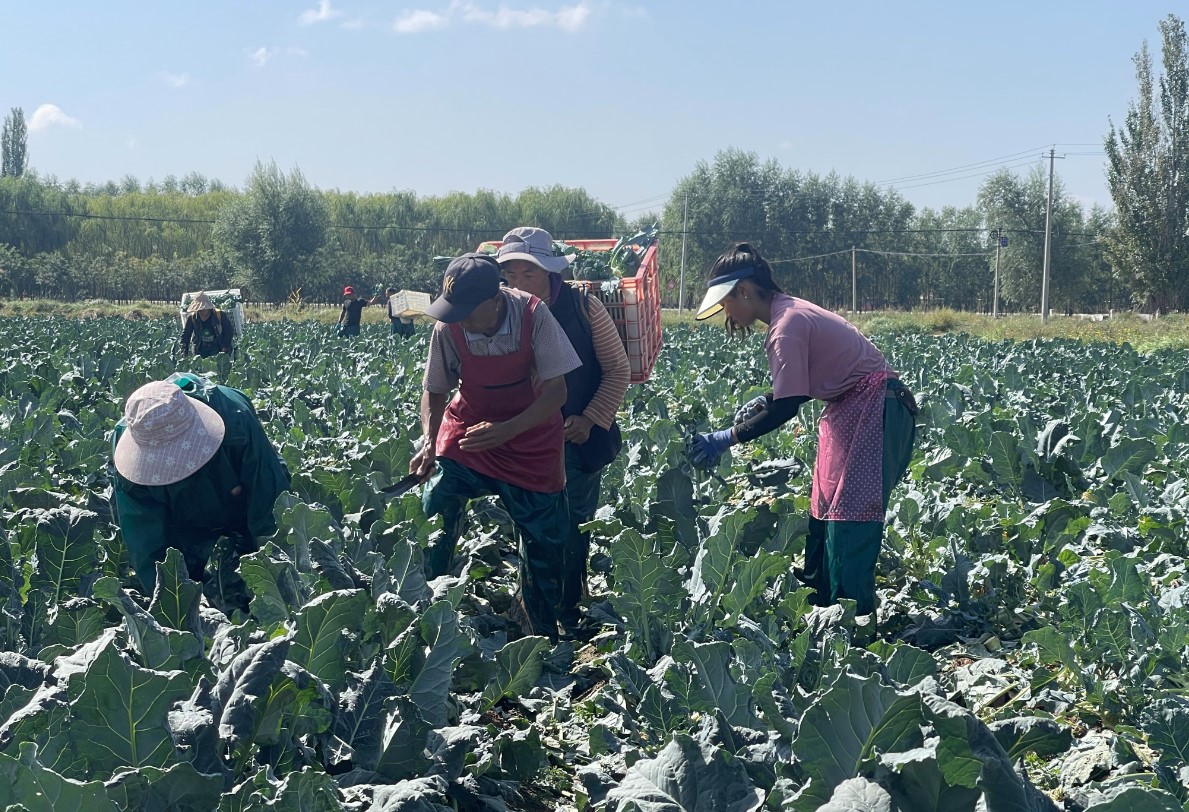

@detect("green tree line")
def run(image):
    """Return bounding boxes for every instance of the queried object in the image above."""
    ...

[0,157,1126,312]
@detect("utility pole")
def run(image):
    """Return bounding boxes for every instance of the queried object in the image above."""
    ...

[851,246,857,312]
[677,190,689,313]
[1040,148,1064,322]
[991,228,1003,318]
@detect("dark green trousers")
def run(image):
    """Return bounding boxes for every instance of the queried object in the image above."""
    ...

[803,381,917,616]
[423,457,570,638]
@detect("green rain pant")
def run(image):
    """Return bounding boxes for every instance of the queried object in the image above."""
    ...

[803,382,917,616]
[423,457,571,637]
[559,444,603,625]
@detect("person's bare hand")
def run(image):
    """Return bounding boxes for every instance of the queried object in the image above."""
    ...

[564,415,594,444]
[459,421,515,451]
[410,442,437,481]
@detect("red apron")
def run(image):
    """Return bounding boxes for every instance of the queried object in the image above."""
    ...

[436,296,566,494]
[811,369,892,522]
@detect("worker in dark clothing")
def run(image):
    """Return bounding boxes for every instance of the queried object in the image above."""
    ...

[337,286,379,337]
[110,373,291,592]
[180,294,234,357]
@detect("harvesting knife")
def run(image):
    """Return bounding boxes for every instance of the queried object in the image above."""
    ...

[380,473,421,497]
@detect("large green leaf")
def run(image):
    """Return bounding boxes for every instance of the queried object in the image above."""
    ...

[1080,785,1182,811]
[877,742,979,811]
[919,693,1035,806]
[383,535,432,607]
[149,547,204,634]
[690,507,757,606]
[63,633,191,771]
[239,543,305,627]
[290,589,369,694]
[105,761,225,812]
[276,499,338,570]
[720,551,790,622]
[26,506,100,599]
[654,467,699,551]
[408,601,472,727]
[987,431,1022,485]
[1099,437,1157,482]
[0,742,118,811]
[789,672,924,811]
[334,662,399,772]
[606,732,764,812]
[479,636,550,712]
[671,640,755,728]
[374,697,432,782]
[608,525,685,663]
[209,636,291,758]
[987,717,1073,762]
[92,577,203,672]
[1140,698,1189,769]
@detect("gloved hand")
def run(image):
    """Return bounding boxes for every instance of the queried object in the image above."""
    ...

[734,394,772,426]
[689,428,737,469]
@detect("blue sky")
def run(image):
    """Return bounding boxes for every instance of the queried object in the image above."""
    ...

[2,1,1179,217]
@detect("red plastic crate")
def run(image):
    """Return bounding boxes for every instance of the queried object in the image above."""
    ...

[476,238,662,383]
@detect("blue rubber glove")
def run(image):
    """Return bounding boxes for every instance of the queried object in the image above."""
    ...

[690,428,737,468]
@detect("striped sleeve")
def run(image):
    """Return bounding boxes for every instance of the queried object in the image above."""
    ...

[582,296,631,429]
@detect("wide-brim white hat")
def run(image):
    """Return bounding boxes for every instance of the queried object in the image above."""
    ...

[695,266,758,320]
[113,380,225,486]
[496,226,574,274]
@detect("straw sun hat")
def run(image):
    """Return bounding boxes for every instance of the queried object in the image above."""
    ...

[113,381,225,486]
[187,293,215,314]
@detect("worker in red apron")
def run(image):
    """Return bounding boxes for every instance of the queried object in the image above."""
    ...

[689,242,918,618]
[410,253,581,639]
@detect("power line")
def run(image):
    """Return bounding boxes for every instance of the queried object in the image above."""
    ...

[873,144,1051,184]
[891,158,1042,190]
[769,249,852,264]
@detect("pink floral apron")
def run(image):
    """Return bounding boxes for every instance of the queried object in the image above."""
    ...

[811,369,893,522]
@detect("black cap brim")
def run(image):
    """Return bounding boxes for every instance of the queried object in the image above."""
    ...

[425,295,480,323]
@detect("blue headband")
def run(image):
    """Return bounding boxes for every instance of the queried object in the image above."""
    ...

[707,265,757,288]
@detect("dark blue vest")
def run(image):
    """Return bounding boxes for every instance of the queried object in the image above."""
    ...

[550,285,622,471]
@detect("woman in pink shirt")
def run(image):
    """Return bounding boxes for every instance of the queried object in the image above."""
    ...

[690,242,917,619]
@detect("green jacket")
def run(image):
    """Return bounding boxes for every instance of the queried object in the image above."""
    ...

[111,380,290,591]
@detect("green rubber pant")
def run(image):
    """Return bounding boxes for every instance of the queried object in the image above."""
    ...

[803,384,916,616]
[422,457,571,637]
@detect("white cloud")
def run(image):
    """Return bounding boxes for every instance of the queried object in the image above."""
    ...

[394,9,450,33]
[287,46,310,57]
[394,2,592,34]
[249,46,276,67]
[127,138,140,151]
[341,17,365,29]
[28,104,81,132]
[160,71,191,88]
[299,0,342,25]
[779,141,792,150]
[460,2,591,31]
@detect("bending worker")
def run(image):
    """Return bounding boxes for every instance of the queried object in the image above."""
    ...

[689,242,917,619]
[410,253,581,640]
[110,374,291,592]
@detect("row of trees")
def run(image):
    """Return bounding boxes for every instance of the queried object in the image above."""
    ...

[0,158,1128,312]
[1,14,1186,311]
